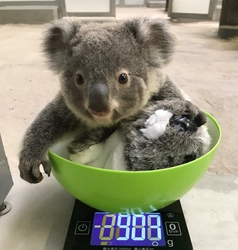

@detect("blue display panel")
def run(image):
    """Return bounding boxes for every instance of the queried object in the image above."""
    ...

[90,212,166,247]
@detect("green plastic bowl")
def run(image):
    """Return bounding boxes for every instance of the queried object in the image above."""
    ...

[48,113,221,213]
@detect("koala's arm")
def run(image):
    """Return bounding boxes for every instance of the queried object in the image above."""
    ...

[19,93,81,184]
[150,76,185,102]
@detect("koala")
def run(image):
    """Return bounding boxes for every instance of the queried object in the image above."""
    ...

[18,17,186,183]
[68,100,211,171]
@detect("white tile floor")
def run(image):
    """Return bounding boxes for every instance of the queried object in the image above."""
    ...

[1,173,74,250]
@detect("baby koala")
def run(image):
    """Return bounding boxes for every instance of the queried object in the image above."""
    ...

[68,99,211,171]
[18,17,178,183]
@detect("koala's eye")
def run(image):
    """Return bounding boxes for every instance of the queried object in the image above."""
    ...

[118,73,128,84]
[75,74,84,85]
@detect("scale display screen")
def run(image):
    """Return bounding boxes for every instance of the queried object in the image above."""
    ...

[90,212,166,247]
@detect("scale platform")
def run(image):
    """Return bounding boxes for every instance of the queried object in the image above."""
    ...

[64,199,193,250]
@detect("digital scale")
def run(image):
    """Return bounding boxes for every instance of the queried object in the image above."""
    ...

[63,199,193,250]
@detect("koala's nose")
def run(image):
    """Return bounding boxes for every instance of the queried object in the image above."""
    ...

[169,116,198,133]
[88,83,109,114]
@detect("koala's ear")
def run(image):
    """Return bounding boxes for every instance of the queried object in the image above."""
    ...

[42,19,81,73]
[124,18,176,67]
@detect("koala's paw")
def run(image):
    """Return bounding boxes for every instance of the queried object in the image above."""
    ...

[194,110,207,127]
[179,101,207,127]
[169,101,207,132]
[69,143,104,164]
[182,101,198,118]
[67,141,88,155]
[19,156,51,184]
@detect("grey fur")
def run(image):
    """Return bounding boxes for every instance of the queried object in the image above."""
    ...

[67,127,116,155]
[18,17,180,183]
[19,94,82,183]
[119,99,209,171]
[69,97,210,171]
[43,17,176,127]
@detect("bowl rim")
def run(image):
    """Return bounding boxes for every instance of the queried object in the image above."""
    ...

[48,112,222,175]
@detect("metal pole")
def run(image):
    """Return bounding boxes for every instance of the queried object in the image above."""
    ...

[0,134,13,216]
[0,202,12,216]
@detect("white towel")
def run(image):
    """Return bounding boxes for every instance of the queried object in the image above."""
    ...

[70,110,173,170]
[70,130,127,170]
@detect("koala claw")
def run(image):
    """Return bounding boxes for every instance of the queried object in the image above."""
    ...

[19,158,51,184]
[181,101,207,125]
[194,111,207,127]
[183,101,197,118]
[42,159,51,177]
[19,166,43,184]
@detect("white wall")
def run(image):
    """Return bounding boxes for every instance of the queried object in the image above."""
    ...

[125,0,145,5]
[172,0,210,14]
[66,0,110,13]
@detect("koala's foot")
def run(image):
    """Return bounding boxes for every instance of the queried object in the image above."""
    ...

[68,127,115,164]
[67,127,115,154]
[19,156,51,184]
[67,140,92,155]
[69,143,104,164]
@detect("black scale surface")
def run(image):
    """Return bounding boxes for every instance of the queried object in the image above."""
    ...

[63,199,193,250]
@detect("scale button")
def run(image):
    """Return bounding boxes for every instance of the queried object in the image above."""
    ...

[74,221,91,235]
[78,224,88,231]
[165,222,182,236]
[166,213,174,218]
